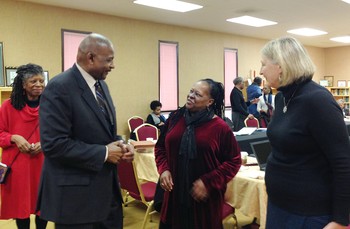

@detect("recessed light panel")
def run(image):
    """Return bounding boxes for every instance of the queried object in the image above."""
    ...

[330,36,350,43]
[226,16,277,27]
[341,0,350,4]
[287,28,328,36]
[133,0,203,13]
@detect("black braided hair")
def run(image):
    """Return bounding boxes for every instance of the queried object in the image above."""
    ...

[201,78,225,119]
[10,63,44,110]
[159,78,225,142]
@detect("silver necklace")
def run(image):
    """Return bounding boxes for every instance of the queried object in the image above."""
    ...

[283,87,298,113]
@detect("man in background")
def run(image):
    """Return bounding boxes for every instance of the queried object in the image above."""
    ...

[337,99,350,118]
[247,76,262,118]
[230,77,256,131]
[37,33,134,229]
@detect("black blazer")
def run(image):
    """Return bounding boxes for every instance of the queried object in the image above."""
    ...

[37,64,122,224]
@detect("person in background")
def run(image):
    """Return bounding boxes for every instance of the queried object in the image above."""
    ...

[336,99,349,118]
[0,63,47,229]
[146,100,166,133]
[155,78,241,229]
[260,36,350,229]
[246,76,262,118]
[257,85,275,125]
[230,76,258,131]
[37,33,134,229]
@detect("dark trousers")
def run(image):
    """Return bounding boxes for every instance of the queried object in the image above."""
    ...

[55,200,123,229]
[232,111,245,131]
[159,221,171,229]
[16,215,47,229]
[266,200,330,229]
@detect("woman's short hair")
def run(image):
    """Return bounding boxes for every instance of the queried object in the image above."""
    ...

[261,36,315,87]
[150,100,162,110]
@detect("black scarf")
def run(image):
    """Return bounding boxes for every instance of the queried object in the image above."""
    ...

[179,108,215,159]
[177,108,215,227]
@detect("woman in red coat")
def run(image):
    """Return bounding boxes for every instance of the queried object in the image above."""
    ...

[0,64,47,229]
[155,78,241,229]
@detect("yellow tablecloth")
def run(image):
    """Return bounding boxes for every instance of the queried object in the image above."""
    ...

[134,148,159,183]
[225,157,267,228]
[133,150,267,228]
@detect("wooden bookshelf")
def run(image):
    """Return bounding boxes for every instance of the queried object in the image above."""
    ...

[0,87,12,158]
[0,87,12,104]
[328,87,350,108]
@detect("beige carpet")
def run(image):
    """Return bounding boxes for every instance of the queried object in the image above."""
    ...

[0,201,253,229]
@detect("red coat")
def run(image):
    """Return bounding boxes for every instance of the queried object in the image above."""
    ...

[155,116,241,229]
[0,99,44,219]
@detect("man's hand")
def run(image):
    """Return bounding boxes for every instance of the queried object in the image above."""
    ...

[250,98,260,104]
[247,114,254,119]
[106,142,123,164]
[120,142,134,162]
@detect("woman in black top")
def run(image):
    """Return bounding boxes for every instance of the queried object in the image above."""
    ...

[146,100,166,133]
[260,37,350,229]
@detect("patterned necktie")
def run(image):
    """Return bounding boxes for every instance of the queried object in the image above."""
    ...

[95,81,110,122]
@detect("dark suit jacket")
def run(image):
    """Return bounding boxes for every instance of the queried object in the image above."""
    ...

[37,64,122,224]
[230,87,249,116]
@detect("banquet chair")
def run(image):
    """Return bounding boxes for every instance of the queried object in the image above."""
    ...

[259,118,267,128]
[244,117,260,128]
[118,160,158,229]
[127,116,144,132]
[222,202,238,229]
[134,123,159,141]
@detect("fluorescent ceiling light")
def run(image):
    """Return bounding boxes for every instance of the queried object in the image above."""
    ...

[226,16,277,27]
[133,0,203,12]
[330,36,350,43]
[341,0,350,4]
[287,28,328,36]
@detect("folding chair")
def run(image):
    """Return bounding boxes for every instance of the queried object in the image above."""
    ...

[222,202,238,229]
[244,117,260,128]
[118,160,157,229]
[127,116,144,132]
[134,123,159,141]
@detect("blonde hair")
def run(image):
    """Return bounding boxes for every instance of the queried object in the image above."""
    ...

[261,36,315,87]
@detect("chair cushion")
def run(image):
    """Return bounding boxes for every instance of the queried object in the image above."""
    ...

[222,202,235,219]
[141,182,157,202]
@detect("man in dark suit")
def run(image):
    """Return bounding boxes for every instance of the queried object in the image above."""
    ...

[37,33,134,229]
[230,77,256,131]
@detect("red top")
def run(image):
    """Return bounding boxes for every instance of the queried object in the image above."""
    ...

[0,99,44,219]
[155,115,241,228]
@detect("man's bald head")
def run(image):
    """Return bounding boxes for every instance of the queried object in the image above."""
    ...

[78,34,112,54]
[76,33,115,80]
[77,33,113,63]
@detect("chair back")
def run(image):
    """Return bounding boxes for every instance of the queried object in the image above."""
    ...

[128,116,144,132]
[222,202,238,228]
[134,123,159,141]
[118,160,143,201]
[118,160,157,229]
[244,117,260,128]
